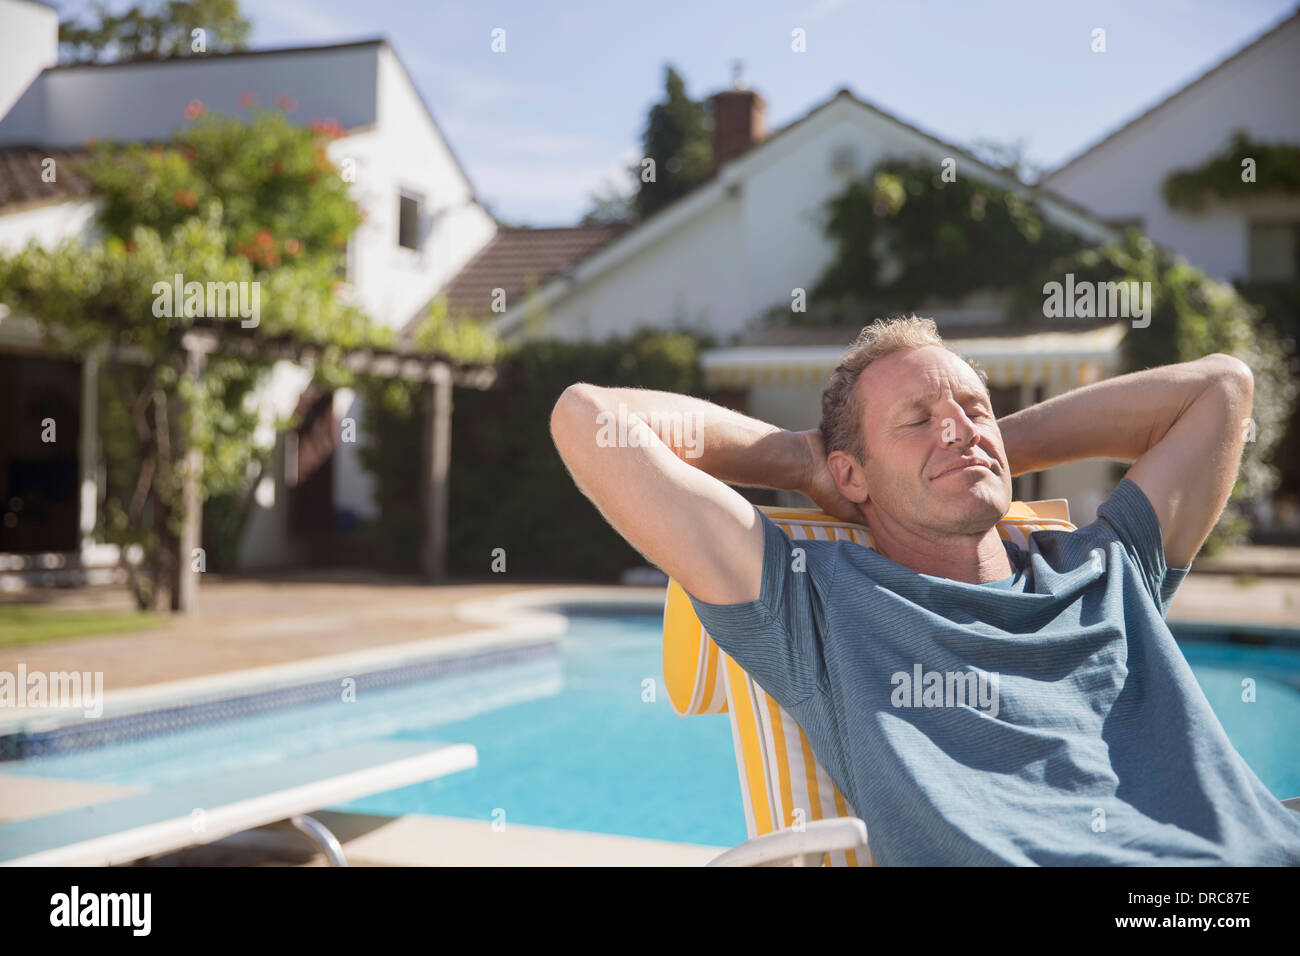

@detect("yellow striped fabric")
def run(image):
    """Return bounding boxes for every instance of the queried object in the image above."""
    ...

[662,499,1077,866]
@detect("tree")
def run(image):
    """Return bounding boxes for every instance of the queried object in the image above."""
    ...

[635,65,712,220]
[969,138,1045,185]
[0,106,380,609]
[59,0,251,64]
[581,178,637,225]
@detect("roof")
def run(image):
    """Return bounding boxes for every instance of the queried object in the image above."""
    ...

[0,37,487,228]
[415,223,634,327]
[485,86,1119,338]
[0,147,93,212]
[1044,7,1300,181]
[47,38,387,71]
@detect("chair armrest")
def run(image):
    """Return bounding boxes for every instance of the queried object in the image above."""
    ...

[705,817,869,867]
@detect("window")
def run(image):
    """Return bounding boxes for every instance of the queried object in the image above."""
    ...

[398,191,422,250]
[1249,221,1300,281]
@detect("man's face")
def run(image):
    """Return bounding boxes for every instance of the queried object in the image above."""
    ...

[854,345,1012,536]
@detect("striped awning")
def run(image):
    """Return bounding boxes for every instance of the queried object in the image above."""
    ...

[701,323,1128,390]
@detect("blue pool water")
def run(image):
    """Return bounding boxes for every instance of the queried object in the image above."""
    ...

[3,611,1298,849]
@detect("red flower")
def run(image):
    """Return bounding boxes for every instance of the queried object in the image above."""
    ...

[183,99,207,121]
[255,229,274,247]
[237,90,257,108]
[309,118,345,139]
[273,93,298,113]
[172,189,198,208]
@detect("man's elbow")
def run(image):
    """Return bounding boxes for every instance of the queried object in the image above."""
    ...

[550,382,598,448]
[1201,353,1254,396]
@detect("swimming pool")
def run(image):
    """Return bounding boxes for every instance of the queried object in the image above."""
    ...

[2,609,1297,850]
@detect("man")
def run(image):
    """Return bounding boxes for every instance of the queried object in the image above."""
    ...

[549,314,1300,865]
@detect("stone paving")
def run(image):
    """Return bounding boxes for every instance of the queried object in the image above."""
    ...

[0,575,560,691]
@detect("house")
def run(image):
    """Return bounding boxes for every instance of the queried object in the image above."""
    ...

[0,0,496,583]
[1041,7,1300,534]
[435,82,1128,524]
[1040,7,1300,285]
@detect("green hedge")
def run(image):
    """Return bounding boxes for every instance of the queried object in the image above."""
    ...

[358,328,717,580]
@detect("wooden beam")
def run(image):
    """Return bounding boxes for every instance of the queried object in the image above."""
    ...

[172,341,206,613]
[419,364,453,583]
[179,320,497,389]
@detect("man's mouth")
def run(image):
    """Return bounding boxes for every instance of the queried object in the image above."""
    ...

[934,459,995,479]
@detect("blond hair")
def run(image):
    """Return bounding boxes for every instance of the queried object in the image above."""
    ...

[819,315,990,464]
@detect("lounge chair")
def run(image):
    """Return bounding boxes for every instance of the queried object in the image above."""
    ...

[662,497,1300,866]
[0,738,476,866]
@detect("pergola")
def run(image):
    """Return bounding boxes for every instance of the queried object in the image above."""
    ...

[169,319,498,613]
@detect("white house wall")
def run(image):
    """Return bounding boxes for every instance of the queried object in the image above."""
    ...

[0,0,58,122]
[0,199,99,255]
[528,193,743,343]
[332,387,378,526]
[323,47,493,528]
[1041,14,1300,281]
[235,358,314,569]
[340,47,495,332]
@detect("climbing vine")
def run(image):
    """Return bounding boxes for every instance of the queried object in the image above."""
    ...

[1163,132,1300,211]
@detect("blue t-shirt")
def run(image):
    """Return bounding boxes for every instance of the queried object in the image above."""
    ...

[686,478,1300,865]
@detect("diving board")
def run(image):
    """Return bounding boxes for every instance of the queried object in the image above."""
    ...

[0,739,477,867]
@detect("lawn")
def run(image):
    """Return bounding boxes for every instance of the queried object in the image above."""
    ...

[0,605,165,648]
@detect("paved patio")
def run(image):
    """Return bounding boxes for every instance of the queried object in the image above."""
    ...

[0,575,563,691]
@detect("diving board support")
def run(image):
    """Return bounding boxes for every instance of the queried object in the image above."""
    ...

[290,814,348,867]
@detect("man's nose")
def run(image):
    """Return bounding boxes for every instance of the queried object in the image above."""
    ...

[939,408,978,446]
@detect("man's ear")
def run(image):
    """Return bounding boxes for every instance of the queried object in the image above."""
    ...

[827,449,869,505]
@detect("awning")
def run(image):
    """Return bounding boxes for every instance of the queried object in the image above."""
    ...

[700,323,1128,390]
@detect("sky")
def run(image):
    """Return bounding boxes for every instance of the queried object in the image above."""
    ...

[51,0,1300,226]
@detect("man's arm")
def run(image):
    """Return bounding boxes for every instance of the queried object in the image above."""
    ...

[997,353,1254,568]
[549,384,812,605]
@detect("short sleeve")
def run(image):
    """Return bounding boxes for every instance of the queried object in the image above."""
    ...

[1092,477,1192,617]
[683,505,839,707]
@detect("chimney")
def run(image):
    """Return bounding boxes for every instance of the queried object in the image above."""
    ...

[708,63,766,175]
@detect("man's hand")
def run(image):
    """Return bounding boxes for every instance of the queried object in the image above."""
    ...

[795,429,866,525]
[995,353,1253,568]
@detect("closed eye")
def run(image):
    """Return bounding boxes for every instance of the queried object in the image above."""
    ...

[909,411,989,425]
